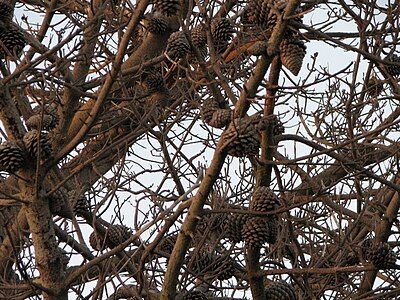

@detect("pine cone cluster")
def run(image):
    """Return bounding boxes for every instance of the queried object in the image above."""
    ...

[166,31,190,59]
[221,117,261,157]
[241,217,278,248]
[0,23,26,60]
[364,241,397,269]
[366,76,384,98]
[23,130,52,159]
[265,281,298,300]
[224,213,249,243]
[106,224,132,248]
[69,190,90,217]
[280,36,307,76]
[182,290,207,300]
[0,0,14,24]
[48,187,72,218]
[0,140,24,172]
[146,12,169,34]
[251,186,281,212]
[26,105,59,131]
[245,0,273,28]
[385,54,400,76]
[153,0,180,16]
[211,18,234,52]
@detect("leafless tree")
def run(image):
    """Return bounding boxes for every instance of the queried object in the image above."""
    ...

[0,0,399,299]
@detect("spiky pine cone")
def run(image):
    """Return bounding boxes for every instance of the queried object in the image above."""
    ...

[280,37,306,76]
[183,290,207,300]
[23,130,52,159]
[224,213,249,243]
[214,255,236,280]
[26,105,59,131]
[153,0,180,16]
[166,31,190,60]
[361,238,373,260]
[251,186,281,212]
[366,76,384,98]
[367,242,397,269]
[248,40,268,56]
[0,0,14,24]
[242,217,277,248]
[146,12,169,34]
[0,24,26,60]
[211,18,234,52]
[265,281,298,300]
[190,25,208,59]
[221,117,261,157]
[69,190,90,217]
[48,187,72,218]
[385,54,400,76]
[245,0,272,28]
[200,98,220,124]
[208,109,232,128]
[89,231,105,251]
[143,72,165,91]
[106,224,132,248]
[0,140,24,172]
[187,249,214,275]
[157,234,177,254]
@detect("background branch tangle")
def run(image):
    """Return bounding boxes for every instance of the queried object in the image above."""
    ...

[0,0,399,299]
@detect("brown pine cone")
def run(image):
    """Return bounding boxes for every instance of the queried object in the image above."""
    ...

[242,217,277,248]
[186,249,214,275]
[385,54,400,76]
[48,187,72,218]
[89,231,105,251]
[0,23,26,60]
[69,190,90,217]
[26,105,59,131]
[23,130,52,159]
[214,255,236,280]
[211,18,234,52]
[221,117,261,157]
[106,224,132,248]
[251,186,281,212]
[0,0,14,24]
[224,213,249,243]
[200,98,221,124]
[166,31,190,59]
[153,0,180,16]
[208,109,232,128]
[367,242,397,269]
[265,281,298,300]
[0,140,24,172]
[366,76,384,98]
[146,12,169,34]
[280,36,307,76]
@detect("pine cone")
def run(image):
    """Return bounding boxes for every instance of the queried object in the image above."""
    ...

[0,140,24,172]
[200,98,221,124]
[153,0,180,16]
[89,231,105,251]
[146,12,169,34]
[143,72,165,91]
[157,234,177,254]
[245,0,272,28]
[367,242,397,269]
[26,105,59,130]
[242,217,277,248]
[0,0,14,24]
[247,40,268,56]
[182,290,207,300]
[385,54,400,76]
[166,31,190,59]
[280,37,306,76]
[191,25,207,48]
[366,76,384,98]
[221,117,261,157]
[265,281,298,300]
[224,213,249,243]
[48,187,72,218]
[0,24,26,60]
[208,109,232,128]
[187,249,214,275]
[106,224,132,248]
[251,186,281,212]
[211,18,234,52]
[23,130,52,159]
[69,190,90,217]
